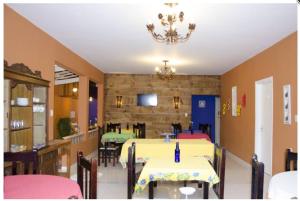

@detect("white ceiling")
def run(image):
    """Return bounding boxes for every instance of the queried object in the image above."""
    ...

[8,3,297,75]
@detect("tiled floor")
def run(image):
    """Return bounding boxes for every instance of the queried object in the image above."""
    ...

[71,151,271,199]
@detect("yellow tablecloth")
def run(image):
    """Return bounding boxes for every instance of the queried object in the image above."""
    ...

[119,139,214,168]
[135,157,220,192]
[121,129,135,134]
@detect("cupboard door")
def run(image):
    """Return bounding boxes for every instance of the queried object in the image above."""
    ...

[4,79,10,152]
[33,86,47,149]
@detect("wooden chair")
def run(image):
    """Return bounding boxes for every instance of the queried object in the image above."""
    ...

[251,154,264,199]
[171,123,182,138]
[4,150,39,175]
[77,151,97,199]
[111,123,121,133]
[133,124,139,135]
[212,144,226,199]
[137,123,146,138]
[127,142,143,199]
[285,148,297,171]
[98,126,119,167]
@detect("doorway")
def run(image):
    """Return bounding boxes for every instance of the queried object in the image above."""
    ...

[255,76,273,175]
[191,95,219,143]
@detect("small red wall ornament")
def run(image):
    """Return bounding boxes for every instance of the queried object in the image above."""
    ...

[242,94,246,107]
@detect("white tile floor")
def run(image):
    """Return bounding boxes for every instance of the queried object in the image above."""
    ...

[71,151,271,199]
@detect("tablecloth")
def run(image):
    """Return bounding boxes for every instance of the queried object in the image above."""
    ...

[4,175,83,199]
[101,132,136,144]
[177,133,211,141]
[135,157,219,192]
[268,171,298,199]
[119,139,214,168]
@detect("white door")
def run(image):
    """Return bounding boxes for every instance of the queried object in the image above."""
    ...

[215,97,220,145]
[255,77,273,175]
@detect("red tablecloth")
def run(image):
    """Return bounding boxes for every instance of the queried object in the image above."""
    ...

[177,133,211,141]
[4,175,83,199]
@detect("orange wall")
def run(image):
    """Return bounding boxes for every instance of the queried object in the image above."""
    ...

[220,32,297,174]
[4,5,105,163]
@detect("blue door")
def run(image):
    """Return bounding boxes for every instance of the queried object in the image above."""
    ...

[191,95,216,142]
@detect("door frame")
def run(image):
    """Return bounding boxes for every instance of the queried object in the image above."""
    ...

[255,76,273,175]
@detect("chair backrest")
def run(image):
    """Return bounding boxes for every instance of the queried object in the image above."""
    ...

[285,148,297,171]
[199,124,211,138]
[137,123,146,138]
[127,142,136,199]
[133,124,138,134]
[4,150,39,175]
[171,123,182,135]
[213,144,226,199]
[98,126,105,147]
[77,151,97,199]
[251,154,264,199]
[110,123,121,133]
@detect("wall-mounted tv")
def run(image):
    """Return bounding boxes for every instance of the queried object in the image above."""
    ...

[137,94,157,106]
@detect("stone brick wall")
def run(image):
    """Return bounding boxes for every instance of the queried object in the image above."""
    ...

[104,74,220,138]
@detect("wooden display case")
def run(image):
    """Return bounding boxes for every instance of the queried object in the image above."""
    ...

[4,61,71,177]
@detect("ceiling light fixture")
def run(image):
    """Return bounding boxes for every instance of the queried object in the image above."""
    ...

[155,60,176,80]
[146,3,196,44]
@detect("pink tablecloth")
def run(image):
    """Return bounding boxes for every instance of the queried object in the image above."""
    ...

[177,133,211,141]
[4,175,83,199]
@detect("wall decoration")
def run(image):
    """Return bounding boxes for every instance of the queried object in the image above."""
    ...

[283,84,291,124]
[173,96,181,109]
[198,100,206,108]
[236,104,242,116]
[232,86,237,116]
[226,99,231,111]
[222,103,226,115]
[116,96,123,108]
[242,94,246,107]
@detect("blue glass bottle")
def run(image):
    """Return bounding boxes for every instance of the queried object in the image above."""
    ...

[175,142,180,163]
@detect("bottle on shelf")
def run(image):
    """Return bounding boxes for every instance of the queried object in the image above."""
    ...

[175,142,180,163]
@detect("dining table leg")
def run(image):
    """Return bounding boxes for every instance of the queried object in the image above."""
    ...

[149,181,154,199]
[203,182,209,199]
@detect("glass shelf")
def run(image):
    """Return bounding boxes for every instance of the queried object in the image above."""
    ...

[11,105,32,107]
[11,127,31,132]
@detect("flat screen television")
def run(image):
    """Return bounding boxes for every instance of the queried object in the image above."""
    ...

[137,94,157,106]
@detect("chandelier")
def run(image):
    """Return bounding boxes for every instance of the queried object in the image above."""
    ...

[155,60,176,80]
[146,3,196,44]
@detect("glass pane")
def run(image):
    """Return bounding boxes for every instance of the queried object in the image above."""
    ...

[33,86,47,148]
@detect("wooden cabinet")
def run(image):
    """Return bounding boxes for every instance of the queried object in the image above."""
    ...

[4,61,49,151]
[4,61,71,178]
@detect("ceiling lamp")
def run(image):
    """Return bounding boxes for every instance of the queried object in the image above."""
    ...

[146,3,196,44]
[155,60,176,80]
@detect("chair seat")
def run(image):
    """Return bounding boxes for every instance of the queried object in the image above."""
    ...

[179,187,196,196]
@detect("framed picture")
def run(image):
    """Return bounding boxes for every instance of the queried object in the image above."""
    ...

[198,100,206,108]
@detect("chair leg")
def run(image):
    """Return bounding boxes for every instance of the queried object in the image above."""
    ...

[113,151,116,166]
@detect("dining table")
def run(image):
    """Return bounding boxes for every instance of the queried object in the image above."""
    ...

[4,174,83,199]
[268,171,298,199]
[135,157,220,199]
[119,139,215,168]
